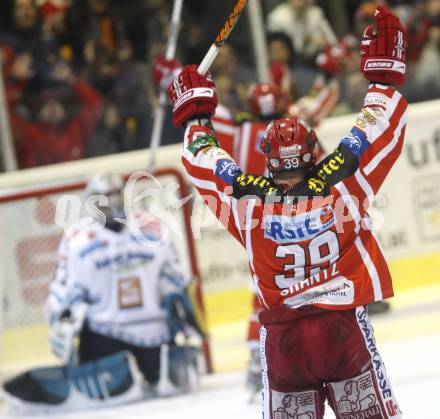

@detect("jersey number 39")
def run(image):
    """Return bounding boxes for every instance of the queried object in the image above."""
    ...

[274,230,340,289]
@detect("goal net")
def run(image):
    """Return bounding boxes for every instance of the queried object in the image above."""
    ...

[0,167,210,378]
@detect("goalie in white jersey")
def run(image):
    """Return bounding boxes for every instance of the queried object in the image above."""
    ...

[2,172,203,413]
[46,171,201,384]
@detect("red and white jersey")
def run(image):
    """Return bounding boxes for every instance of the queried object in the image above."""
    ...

[212,104,237,157]
[182,84,408,312]
[234,121,268,175]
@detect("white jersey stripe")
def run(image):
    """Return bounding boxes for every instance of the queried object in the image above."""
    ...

[364,107,407,176]
[231,197,244,243]
[336,181,382,300]
[355,170,374,207]
[385,90,401,119]
[245,199,269,308]
[355,236,383,300]
[355,307,402,418]
[260,326,271,418]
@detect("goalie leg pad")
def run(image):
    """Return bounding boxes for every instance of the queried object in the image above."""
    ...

[3,351,146,414]
[168,345,200,390]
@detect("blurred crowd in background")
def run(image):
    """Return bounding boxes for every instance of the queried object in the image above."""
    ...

[0,0,439,170]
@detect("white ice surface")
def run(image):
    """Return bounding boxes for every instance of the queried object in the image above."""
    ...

[1,333,439,418]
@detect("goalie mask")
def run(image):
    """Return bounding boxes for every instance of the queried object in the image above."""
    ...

[85,171,125,229]
[260,117,318,175]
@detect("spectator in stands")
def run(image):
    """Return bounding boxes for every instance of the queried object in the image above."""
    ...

[62,0,121,68]
[267,0,337,63]
[0,0,41,53]
[10,62,103,168]
[64,0,148,66]
[38,0,69,36]
[210,44,254,114]
[1,44,35,107]
[412,17,440,99]
[268,32,295,89]
[86,36,152,156]
[407,0,440,64]
[336,50,369,114]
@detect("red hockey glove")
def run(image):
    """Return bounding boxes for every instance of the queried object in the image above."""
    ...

[167,64,218,127]
[152,55,181,90]
[360,6,407,86]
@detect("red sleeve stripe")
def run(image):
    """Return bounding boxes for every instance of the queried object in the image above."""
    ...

[182,155,232,193]
[383,89,403,120]
[186,182,243,243]
[368,84,395,98]
[182,156,213,180]
[364,100,407,176]
[186,172,231,205]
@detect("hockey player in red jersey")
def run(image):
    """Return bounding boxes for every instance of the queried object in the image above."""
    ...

[240,81,329,391]
[235,83,288,176]
[237,41,348,178]
[239,83,288,395]
[168,7,407,417]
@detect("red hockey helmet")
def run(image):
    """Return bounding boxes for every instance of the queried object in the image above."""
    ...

[260,117,318,174]
[248,83,286,118]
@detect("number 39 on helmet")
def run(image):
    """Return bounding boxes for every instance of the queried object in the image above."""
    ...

[260,117,318,175]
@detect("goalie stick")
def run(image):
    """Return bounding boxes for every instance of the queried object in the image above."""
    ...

[198,0,249,75]
[148,0,184,172]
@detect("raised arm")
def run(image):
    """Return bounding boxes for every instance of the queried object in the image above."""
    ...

[168,66,278,244]
[298,7,408,203]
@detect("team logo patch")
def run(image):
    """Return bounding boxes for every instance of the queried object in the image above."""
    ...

[271,389,318,419]
[341,127,369,158]
[187,135,219,156]
[270,158,280,168]
[264,205,335,243]
[215,159,241,184]
[279,144,301,159]
[331,370,384,418]
[118,277,143,309]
